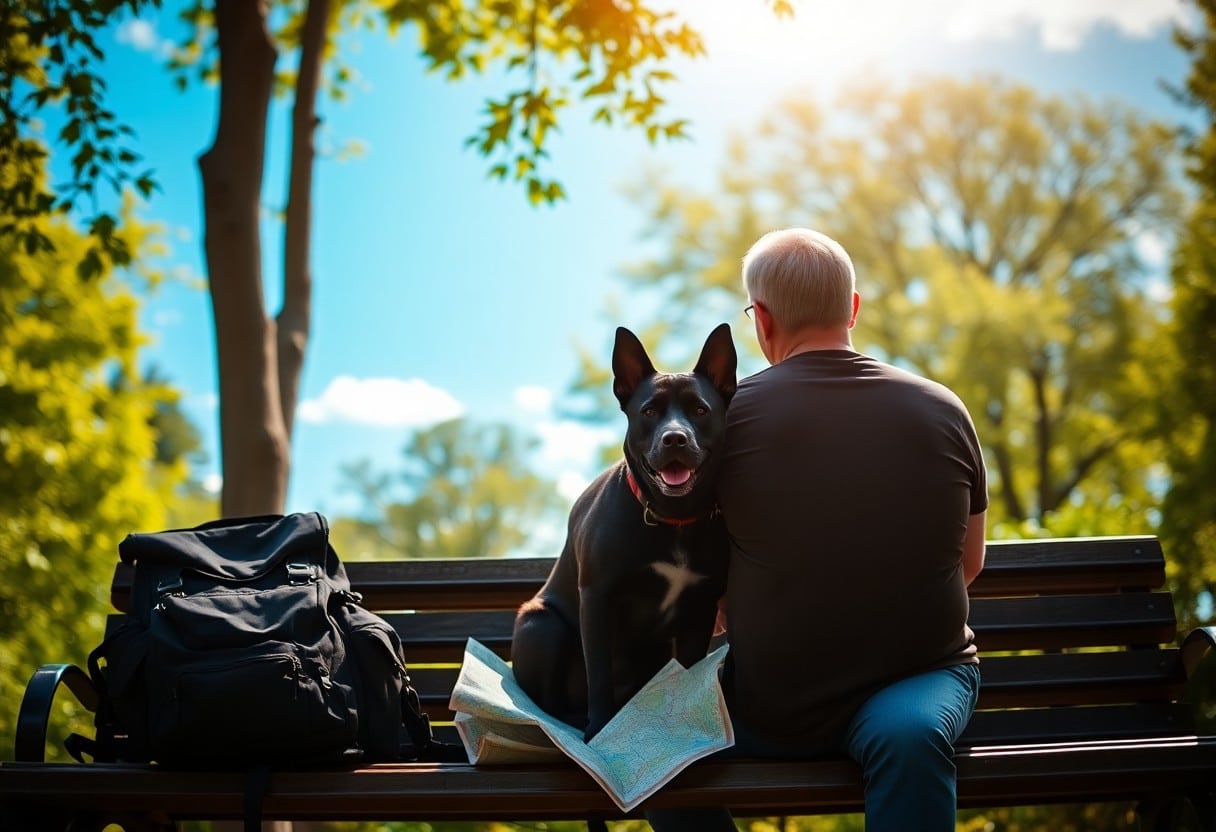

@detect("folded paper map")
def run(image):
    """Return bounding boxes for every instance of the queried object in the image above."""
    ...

[448,638,734,812]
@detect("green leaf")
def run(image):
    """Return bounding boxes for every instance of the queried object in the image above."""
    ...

[76,249,103,280]
[60,119,82,144]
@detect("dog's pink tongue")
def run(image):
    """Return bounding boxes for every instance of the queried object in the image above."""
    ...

[660,465,692,487]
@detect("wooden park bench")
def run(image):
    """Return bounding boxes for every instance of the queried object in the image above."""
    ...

[3,534,1215,830]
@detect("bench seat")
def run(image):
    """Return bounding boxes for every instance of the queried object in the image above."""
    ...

[3,739,1216,823]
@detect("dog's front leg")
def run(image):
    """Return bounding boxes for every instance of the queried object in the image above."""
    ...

[673,598,717,669]
[579,583,615,743]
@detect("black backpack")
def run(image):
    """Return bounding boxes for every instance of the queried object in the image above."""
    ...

[74,512,463,774]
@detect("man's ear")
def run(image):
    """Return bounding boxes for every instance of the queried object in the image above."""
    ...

[693,322,738,405]
[612,327,656,410]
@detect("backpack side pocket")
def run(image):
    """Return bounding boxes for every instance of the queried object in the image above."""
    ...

[87,621,152,762]
[338,603,408,761]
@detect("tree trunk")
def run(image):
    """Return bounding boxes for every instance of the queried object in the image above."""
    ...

[199,0,289,517]
[278,0,333,441]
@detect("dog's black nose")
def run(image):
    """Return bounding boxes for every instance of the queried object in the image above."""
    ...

[661,429,689,447]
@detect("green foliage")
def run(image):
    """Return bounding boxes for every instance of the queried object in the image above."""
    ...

[331,418,563,560]
[0,0,159,271]
[1160,0,1216,629]
[0,201,186,761]
[957,803,1140,831]
[590,78,1184,541]
[164,0,790,206]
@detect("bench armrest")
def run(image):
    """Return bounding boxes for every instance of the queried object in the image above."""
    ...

[1181,626,1216,681]
[14,664,98,762]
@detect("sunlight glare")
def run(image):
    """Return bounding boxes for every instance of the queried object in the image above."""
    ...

[664,0,1189,91]
[667,0,945,88]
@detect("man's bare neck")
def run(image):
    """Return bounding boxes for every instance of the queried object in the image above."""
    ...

[778,331,853,362]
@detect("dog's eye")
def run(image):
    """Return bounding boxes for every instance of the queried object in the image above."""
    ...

[642,406,658,417]
[695,405,709,416]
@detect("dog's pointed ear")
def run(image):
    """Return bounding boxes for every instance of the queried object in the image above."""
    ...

[693,323,738,405]
[612,327,656,409]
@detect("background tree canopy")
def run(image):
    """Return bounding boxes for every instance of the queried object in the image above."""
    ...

[331,417,564,560]
[0,172,188,759]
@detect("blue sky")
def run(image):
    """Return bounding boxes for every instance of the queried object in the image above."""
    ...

[72,0,1196,528]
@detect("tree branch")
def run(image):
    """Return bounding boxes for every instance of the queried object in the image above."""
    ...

[1029,359,1052,523]
[1044,436,1120,515]
[278,0,333,443]
[988,439,1026,523]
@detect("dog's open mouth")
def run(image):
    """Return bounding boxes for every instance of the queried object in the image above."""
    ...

[649,462,697,495]
[660,464,692,487]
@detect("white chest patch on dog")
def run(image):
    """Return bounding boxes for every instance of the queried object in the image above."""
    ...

[652,546,706,613]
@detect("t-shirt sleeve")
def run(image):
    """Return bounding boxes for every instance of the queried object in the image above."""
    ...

[960,406,988,515]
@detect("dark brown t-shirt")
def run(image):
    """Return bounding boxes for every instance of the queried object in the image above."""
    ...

[717,350,987,749]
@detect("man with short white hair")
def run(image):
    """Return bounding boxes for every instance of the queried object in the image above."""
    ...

[649,227,987,831]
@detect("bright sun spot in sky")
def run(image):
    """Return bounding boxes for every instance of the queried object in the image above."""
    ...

[668,0,1189,90]
[669,0,925,85]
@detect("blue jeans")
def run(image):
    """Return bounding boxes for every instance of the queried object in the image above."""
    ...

[645,662,981,832]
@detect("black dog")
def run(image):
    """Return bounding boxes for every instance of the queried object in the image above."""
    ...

[511,323,737,742]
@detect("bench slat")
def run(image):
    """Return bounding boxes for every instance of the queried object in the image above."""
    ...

[377,592,1179,663]
[4,737,1215,822]
[968,592,1177,651]
[976,649,1186,708]
[406,649,1189,724]
[973,536,1164,596]
[961,703,1198,745]
[107,536,1165,613]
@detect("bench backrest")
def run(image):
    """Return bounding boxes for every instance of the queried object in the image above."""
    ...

[108,535,1192,749]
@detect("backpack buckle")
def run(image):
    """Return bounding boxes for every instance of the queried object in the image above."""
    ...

[287,563,318,585]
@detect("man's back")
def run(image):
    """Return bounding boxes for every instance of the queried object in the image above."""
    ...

[717,349,987,747]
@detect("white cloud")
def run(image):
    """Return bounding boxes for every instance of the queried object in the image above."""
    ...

[115,19,174,57]
[508,385,614,506]
[514,385,554,414]
[508,384,614,472]
[557,471,593,503]
[297,376,464,428]
[534,419,617,470]
[942,0,1186,51]
[519,412,619,505]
